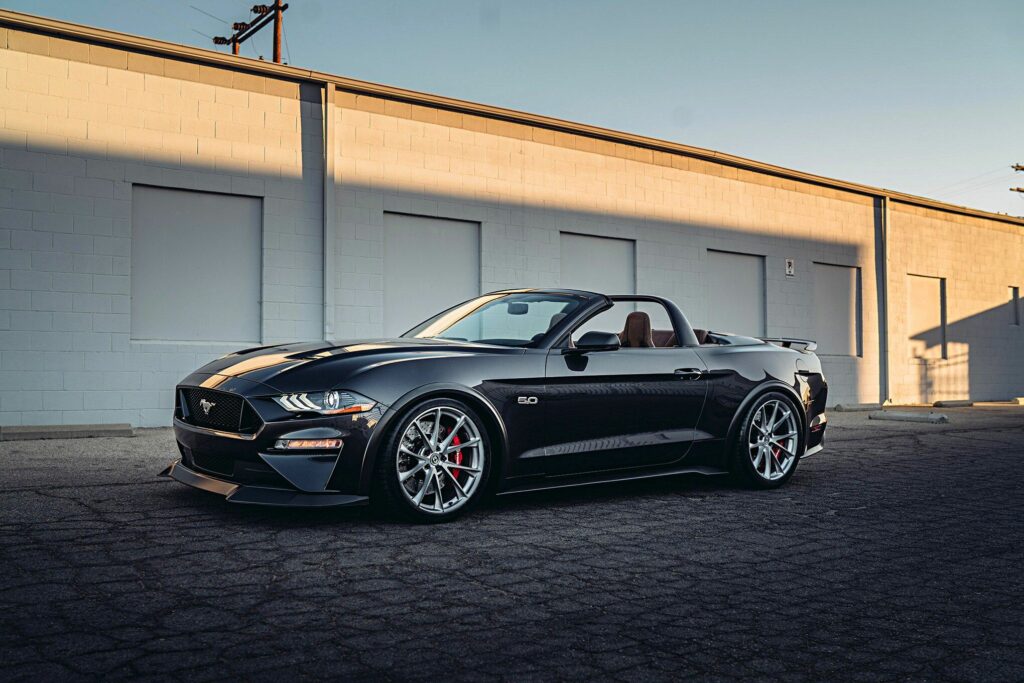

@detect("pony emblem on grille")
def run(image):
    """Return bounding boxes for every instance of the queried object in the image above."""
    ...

[199,398,216,415]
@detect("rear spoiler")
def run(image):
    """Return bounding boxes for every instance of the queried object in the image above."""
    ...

[761,337,818,353]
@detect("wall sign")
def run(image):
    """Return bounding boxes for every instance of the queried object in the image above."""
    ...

[785,258,796,277]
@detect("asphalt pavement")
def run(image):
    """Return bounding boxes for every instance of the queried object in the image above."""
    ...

[1,406,1022,681]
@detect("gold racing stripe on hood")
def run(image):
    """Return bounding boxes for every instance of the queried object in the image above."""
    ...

[202,352,297,382]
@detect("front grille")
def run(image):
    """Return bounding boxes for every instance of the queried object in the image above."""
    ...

[180,388,261,434]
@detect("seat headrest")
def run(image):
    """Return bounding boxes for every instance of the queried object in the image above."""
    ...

[619,311,654,348]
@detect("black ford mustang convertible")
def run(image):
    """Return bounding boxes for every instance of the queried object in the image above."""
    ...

[163,289,827,521]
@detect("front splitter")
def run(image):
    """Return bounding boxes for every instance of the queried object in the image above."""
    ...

[160,460,369,508]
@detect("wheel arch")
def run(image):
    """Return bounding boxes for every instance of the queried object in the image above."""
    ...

[725,381,807,455]
[356,383,509,496]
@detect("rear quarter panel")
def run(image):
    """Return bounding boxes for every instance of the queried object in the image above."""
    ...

[694,344,827,450]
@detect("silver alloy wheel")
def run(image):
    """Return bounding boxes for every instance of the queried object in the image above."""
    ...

[396,406,486,515]
[748,399,799,481]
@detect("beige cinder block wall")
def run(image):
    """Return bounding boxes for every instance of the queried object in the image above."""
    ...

[0,26,324,426]
[330,92,882,405]
[1,11,1022,426]
[888,205,1024,403]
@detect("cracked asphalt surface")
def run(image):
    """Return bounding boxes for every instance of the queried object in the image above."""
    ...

[1,406,1023,681]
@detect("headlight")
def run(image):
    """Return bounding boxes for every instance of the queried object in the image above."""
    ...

[273,390,376,415]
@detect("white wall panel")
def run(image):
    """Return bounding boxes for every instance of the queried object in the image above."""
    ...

[560,232,635,296]
[705,250,765,337]
[907,274,946,361]
[561,233,639,335]
[131,186,262,344]
[383,213,480,336]
[813,263,861,356]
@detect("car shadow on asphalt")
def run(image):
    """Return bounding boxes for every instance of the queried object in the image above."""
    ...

[155,470,744,527]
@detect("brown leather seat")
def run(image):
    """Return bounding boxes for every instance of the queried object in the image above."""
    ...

[651,329,676,347]
[618,311,654,348]
[693,328,709,345]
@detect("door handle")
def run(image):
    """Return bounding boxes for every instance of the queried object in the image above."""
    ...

[674,368,705,380]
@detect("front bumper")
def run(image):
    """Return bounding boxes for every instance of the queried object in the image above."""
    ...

[166,389,387,505]
[161,459,368,507]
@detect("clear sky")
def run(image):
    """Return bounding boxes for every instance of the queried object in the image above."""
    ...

[7,0,1023,216]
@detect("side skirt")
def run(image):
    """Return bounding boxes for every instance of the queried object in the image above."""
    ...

[497,463,730,497]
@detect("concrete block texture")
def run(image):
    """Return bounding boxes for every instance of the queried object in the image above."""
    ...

[1,40,323,427]
[1,23,1023,427]
[331,100,885,407]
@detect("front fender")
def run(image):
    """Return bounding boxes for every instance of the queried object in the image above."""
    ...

[355,382,510,496]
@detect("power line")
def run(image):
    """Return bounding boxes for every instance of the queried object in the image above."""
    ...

[188,4,229,25]
[282,20,292,64]
[926,167,1007,195]
[940,174,1018,199]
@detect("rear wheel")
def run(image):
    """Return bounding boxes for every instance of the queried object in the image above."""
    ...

[731,392,803,489]
[373,398,491,522]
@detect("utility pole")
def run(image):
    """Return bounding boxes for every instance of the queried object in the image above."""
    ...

[273,0,283,65]
[213,1,289,63]
[1013,163,1024,195]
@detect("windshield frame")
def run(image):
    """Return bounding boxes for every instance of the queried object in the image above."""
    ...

[401,291,598,349]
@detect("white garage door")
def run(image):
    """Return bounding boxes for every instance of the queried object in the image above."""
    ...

[560,233,635,295]
[813,263,862,356]
[131,186,262,343]
[705,250,765,336]
[383,213,480,336]
[560,233,638,335]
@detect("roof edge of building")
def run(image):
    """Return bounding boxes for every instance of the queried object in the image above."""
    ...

[2,8,1021,228]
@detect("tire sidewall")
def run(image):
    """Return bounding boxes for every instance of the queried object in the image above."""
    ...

[732,391,804,489]
[374,397,492,522]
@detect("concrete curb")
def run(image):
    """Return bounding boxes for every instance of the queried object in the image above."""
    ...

[868,411,949,424]
[0,424,135,441]
[833,403,883,412]
[933,400,974,408]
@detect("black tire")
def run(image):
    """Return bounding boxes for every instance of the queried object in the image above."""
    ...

[730,391,804,489]
[372,398,492,523]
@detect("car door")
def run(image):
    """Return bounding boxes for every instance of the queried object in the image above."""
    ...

[528,344,709,476]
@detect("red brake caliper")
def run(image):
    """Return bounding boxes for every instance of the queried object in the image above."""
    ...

[450,434,463,479]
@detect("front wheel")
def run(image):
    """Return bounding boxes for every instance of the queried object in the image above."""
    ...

[730,392,804,489]
[373,398,491,522]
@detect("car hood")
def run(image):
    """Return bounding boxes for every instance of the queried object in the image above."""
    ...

[191,337,520,392]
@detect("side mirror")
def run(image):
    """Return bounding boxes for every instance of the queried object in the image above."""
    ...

[569,331,621,353]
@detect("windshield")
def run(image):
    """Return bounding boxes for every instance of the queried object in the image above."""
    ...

[403,293,584,347]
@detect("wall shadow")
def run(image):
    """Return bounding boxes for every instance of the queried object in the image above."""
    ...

[911,302,1023,402]
[2,115,876,429]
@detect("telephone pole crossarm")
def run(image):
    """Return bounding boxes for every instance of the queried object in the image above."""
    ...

[212,1,289,63]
